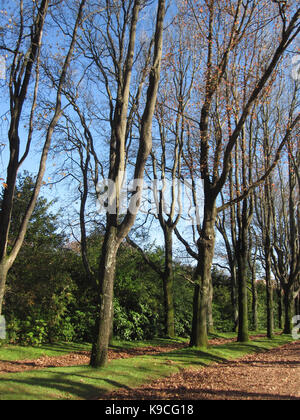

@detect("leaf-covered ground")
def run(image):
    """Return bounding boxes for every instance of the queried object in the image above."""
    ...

[105,341,300,400]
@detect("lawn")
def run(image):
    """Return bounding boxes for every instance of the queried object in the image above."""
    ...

[0,342,92,362]
[0,333,295,400]
[0,337,189,362]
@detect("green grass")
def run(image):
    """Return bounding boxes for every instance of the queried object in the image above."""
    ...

[0,331,275,362]
[0,333,295,400]
[109,336,188,350]
[0,337,188,362]
[0,342,92,361]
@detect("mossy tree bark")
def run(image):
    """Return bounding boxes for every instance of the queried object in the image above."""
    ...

[90,227,118,367]
[0,261,9,316]
[265,248,274,339]
[162,226,175,338]
[276,287,283,329]
[190,199,216,348]
[236,223,249,343]
[283,286,293,334]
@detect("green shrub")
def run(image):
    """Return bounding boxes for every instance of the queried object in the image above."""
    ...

[7,317,48,346]
[71,308,97,343]
[58,317,76,342]
[113,299,160,341]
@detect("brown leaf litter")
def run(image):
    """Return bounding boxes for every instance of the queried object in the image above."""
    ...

[105,341,300,400]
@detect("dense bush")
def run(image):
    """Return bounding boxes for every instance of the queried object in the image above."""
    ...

[6,317,48,346]
[211,277,235,333]
[113,299,160,341]
[6,315,79,346]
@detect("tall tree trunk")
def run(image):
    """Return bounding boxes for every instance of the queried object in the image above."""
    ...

[237,249,249,342]
[207,276,214,334]
[248,234,258,332]
[0,0,49,316]
[0,261,9,315]
[265,249,274,338]
[276,286,283,329]
[237,221,249,343]
[90,227,118,368]
[295,293,300,317]
[0,156,19,263]
[251,267,258,331]
[283,286,292,334]
[89,0,166,368]
[162,226,175,338]
[0,0,85,316]
[231,271,239,332]
[236,180,251,344]
[190,201,216,348]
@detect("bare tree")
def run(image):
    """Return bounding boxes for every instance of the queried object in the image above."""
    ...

[64,0,167,368]
[270,149,300,333]
[0,0,87,315]
[174,0,300,347]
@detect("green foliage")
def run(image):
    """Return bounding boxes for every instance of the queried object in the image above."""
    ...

[113,245,164,340]
[212,283,235,332]
[113,299,160,341]
[210,271,235,332]
[254,281,281,331]
[113,244,194,340]
[70,309,95,342]
[173,266,194,337]
[6,173,64,249]
[6,317,48,346]
[3,173,79,345]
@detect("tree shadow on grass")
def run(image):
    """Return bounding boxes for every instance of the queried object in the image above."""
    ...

[108,337,187,352]
[0,369,131,400]
[39,342,91,354]
[211,342,271,354]
[151,341,284,370]
[153,348,229,367]
[0,359,174,400]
